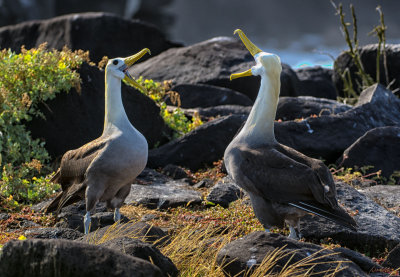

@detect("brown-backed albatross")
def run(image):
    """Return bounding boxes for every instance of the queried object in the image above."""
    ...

[45,49,151,234]
[224,30,357,239]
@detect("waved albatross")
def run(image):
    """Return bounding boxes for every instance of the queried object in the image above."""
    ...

[224,30,357,239]
[45,49,150,234]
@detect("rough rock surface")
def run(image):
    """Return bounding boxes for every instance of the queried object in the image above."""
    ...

[25,227,83,240]
[148,114,247,170]
[337,126,400,181]
[79,221,170,247]
[300,182,400,254]
[275,84,400,163]
[55,200,130,233]
[358,185,400,215]
[216,232,367,277]
[295,66,337,99]
[129,37,298,100]
[206,177,243,208]
[333,44,400,97]
[125,180,202,209]
[168,83,253,108]
[0,239,162,277]
[161,164,189,180]
[101,237,178,277]
[276,96,351,121]
[382,243,400,269]
[26,63,171,159]
[0,12,178,63]
[188,105,252,120]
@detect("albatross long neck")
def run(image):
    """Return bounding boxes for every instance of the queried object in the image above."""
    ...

[103,72,130,135]
[238,74,280,145]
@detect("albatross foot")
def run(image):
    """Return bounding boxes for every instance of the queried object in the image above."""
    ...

[84,211,91,234]
[288,225,300,240]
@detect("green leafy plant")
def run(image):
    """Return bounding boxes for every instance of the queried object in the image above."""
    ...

[126,76,203,139]
[0,44,90,209]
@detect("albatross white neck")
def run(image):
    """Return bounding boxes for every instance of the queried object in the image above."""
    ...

[103,71,130,135]
[238,73,280,145]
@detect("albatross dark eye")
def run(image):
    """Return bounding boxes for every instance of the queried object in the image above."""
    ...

[113,60,119,65]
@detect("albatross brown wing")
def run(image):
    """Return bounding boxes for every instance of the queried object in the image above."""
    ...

[231,143,333,205]
[44,138,108,213]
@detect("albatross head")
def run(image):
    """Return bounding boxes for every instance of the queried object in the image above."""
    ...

[105,48,151,91]
[230,29,282,96]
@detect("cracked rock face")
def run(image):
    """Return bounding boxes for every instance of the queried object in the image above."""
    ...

[300,182,400,255]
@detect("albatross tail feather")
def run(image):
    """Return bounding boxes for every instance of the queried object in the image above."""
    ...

[288,201,358,231]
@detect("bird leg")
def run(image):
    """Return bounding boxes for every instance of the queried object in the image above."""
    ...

[84,211,91,234]
[114,208,121,222]
[288,225,299,239]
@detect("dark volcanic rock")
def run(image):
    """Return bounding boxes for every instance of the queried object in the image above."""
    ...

[358,185,400,214]
[333,44,400,97]
[80,221,170,247]
[168,84,253,108]
[332,247,381,272]
[206,177,243,208]
[337,126,400,181]
[276,96,351,121]
[161,164,189,180]
[125,180,202,209]
[25,227,83,240]
[295,66,337,99]
[0,239,162,277]
[382,243,400,269]
[129,37,297,100]
[274,84,400,163]
[300,182,400,254]
[216,232,367,277]
[55,200,130,233]
[101,237,178,277]
[148,114,247,170]
[26,63,171,159]
[192,105,252,120]
[0,12,178,63]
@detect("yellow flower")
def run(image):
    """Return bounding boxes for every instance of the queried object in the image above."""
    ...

[18,235,27,241]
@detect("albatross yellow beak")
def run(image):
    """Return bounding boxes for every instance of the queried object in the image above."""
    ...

[230,29,262,81]
[123,48,151,91]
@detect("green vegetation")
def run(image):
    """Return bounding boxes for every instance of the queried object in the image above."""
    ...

[332,2,392,101]
[126,77,203,139]
[0,44,91,210]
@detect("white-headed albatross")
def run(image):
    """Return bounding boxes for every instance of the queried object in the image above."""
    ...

[224,30,357,239]
[45,49,151,234]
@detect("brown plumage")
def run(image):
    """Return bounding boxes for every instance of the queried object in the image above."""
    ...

[44,49,151,234]
[224,30,356,239]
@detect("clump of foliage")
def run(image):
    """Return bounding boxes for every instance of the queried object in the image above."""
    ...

[332,2,393,101]
[0,43,91,209]
[126,76,203,139]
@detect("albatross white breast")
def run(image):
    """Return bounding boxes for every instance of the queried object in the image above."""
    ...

[224,29,357,239]
[45,49,151,234]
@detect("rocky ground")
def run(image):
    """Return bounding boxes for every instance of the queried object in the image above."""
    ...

[0,12,400,277]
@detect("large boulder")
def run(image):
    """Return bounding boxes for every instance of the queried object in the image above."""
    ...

[275,84,400,163]
[337,126,400,181]
[0,12,179,63]
[333,44,400,97]
[358,185,400,215]
[101,237,178,277]
[276,96,351,121]
[295,66,337,99]
[25,227,83,240]
[148,114,247,170]
[216,232,367,277]
[0,239,162,277]
[125,179,202,209]
[382,243,400,269]
[299,182,400,255]
[26,63,171,159]
[129,37,298,100]
[167,83,253,108]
